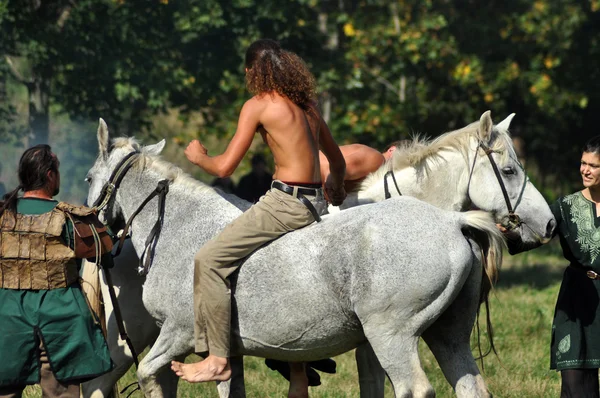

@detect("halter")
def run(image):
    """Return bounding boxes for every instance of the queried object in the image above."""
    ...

[468,141,527,231]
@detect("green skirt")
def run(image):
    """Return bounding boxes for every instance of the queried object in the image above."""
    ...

[0,284,113,386]
[551,266,600,370]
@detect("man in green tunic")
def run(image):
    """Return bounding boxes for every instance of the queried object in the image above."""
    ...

[550,136,600,397]
[0,145,113,398]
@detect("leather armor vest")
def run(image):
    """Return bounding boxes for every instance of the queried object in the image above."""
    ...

[0,202,112,290]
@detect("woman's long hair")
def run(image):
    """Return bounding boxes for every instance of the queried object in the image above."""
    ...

[1,145,59,216]
[244,39,317,110]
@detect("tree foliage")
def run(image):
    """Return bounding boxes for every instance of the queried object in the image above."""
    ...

[1,0,599,199]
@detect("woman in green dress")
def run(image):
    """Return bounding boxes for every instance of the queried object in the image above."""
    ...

[551,136,600,397]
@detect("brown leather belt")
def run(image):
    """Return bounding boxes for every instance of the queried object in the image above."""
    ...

[271,181,322,222]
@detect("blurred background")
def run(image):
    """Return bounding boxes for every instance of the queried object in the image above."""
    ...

[1,0,598,203]
[3,2,597,396]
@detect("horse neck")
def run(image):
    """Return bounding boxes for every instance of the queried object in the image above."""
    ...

[355,147,473,211]
[115,168,242,255]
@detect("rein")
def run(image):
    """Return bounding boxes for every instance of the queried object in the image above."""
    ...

[113,179,170,276]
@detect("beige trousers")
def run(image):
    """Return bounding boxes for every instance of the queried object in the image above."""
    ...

[194,184,325,357]
[0,340,80,398]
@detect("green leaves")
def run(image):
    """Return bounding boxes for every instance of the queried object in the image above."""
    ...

[1,0,599,197]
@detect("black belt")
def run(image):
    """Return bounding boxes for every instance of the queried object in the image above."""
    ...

[271,181,322,222]
[569,264,600,280]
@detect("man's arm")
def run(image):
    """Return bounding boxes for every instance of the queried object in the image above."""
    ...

[185,99,261,178]
[318,116,346,206]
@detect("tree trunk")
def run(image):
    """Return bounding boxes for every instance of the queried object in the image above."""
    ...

[27,77,50,146]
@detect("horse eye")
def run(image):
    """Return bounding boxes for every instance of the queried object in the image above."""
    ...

[502,167,515,175]
[85,176,92,184]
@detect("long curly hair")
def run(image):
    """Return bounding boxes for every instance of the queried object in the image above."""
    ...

[245,39,317,110]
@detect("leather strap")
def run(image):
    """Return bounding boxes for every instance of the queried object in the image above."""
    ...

[383,170,402,199]
[113,179,170,276]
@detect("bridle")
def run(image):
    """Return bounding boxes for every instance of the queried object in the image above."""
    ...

[467,140,528,231]
[92,150,139,211]
[381,139,527,232]
[92,150,170,276]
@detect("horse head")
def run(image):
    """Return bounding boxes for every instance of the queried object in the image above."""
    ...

[86,118,165,230]
[468,111,555,253]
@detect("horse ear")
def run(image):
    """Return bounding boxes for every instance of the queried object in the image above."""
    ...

[144,139,166,156]
[97,118,110,159]
[477,110,493,143]
[496,113,516,132]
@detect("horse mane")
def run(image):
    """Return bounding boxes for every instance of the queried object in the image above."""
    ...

[360,119,516,191]
[111,137,215,195]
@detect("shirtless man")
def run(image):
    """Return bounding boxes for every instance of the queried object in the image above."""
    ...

[319,141,403,192]
[170,39,346,398]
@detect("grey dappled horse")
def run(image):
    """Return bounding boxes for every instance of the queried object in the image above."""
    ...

[86,123,508,398]
[82,111,555,398]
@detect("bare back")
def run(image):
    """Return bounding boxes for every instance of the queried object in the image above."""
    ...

[256,93,322,183]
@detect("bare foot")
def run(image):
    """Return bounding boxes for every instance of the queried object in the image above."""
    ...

[171,355,231,383]
[288,362,309,398]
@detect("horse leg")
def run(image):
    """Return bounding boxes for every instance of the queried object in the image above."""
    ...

[136,320,192,398]
[82,275,159,397]
[137,321,245,398]
[361,315,434,398]
[216,356,246,398]
[355,343,385,398]
[81,350,134,398]
[421,260,491,398]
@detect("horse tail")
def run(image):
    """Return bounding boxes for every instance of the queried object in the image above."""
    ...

[459,210,506,366]
[459,210,505,299]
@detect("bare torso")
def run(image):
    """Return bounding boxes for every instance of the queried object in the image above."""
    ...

[257,93,322,183]
[185,90,345,203]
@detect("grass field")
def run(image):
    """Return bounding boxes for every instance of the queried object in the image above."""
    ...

[24,241,567,397]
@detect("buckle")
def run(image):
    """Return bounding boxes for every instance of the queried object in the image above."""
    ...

[587,270,599,280]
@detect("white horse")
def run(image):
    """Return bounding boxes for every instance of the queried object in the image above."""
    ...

[82,111,554,398]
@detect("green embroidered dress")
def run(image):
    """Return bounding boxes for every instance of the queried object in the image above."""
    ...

[550,192,600,370]
[0,198,113,386]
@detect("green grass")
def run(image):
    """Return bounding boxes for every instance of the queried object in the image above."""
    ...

[24,242,566,397]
